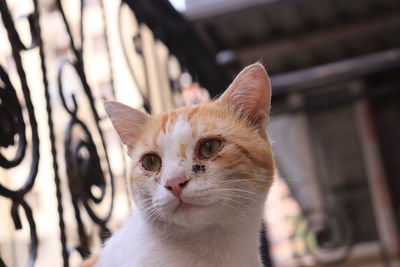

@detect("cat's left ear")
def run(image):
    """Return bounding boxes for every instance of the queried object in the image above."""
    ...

[217,62,272,128]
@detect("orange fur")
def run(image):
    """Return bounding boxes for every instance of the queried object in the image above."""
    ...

[128,97,274,190]
[119,63,274,192]
[178,143,187,158]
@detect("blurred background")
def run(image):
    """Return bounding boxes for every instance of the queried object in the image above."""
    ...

[0,0,399,266]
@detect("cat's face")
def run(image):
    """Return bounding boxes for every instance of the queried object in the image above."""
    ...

[105,63,274,230]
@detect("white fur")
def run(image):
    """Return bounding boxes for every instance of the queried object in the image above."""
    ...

[100,81,271,266]
[98,205,264,267]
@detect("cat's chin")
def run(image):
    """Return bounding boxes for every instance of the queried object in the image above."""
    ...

[170,200,209,218]
[173,199,209,212]
[158,199,217,230]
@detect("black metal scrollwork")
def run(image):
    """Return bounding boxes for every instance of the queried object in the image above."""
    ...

[0,0,116,265]
[0,0,40,265]
[0,66,26,166]
[57,59,114,260]
[54,0,116,263]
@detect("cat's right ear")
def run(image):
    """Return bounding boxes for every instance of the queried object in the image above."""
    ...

[104,101,150,149]
[217,63,271,128]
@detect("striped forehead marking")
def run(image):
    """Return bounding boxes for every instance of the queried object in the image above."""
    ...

[178,143,187,159]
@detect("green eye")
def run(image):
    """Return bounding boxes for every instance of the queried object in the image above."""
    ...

[142,154,162,171]
[199,139,222,158]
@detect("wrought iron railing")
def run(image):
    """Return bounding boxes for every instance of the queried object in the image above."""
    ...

[0,0,42,265]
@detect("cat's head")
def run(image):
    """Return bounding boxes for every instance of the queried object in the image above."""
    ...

[105,63,274,231]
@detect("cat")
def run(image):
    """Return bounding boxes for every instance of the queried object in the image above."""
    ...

[87,62,274,267]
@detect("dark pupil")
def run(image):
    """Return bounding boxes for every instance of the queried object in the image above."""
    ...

[204,140,219,156]
[144,155,158,170]
[206,142,212,153]
[199,139,221,158]
[149,156,154,165]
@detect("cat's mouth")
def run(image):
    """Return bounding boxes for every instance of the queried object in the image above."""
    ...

[173,200,206,213]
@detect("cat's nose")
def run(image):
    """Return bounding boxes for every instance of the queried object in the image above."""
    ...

[164,176,189,197]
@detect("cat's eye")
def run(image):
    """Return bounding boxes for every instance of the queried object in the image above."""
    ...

[199,139,222,159]
[142,154,162,171]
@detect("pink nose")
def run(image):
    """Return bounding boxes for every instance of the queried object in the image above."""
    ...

[164,176,189,197]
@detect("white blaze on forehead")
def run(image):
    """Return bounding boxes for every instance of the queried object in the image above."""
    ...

[157,114,193,146]
[171,114,193,144]
[156,114,195,182]
[157,114,192,158]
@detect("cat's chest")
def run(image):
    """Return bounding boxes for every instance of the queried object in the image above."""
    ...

[98,214,262,267]
[108,242,260,267]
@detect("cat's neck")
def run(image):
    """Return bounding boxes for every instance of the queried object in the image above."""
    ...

[134,202,265,266]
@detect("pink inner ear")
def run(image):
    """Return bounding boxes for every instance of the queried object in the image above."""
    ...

[104,101,149,148]
[218,63,271,125]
